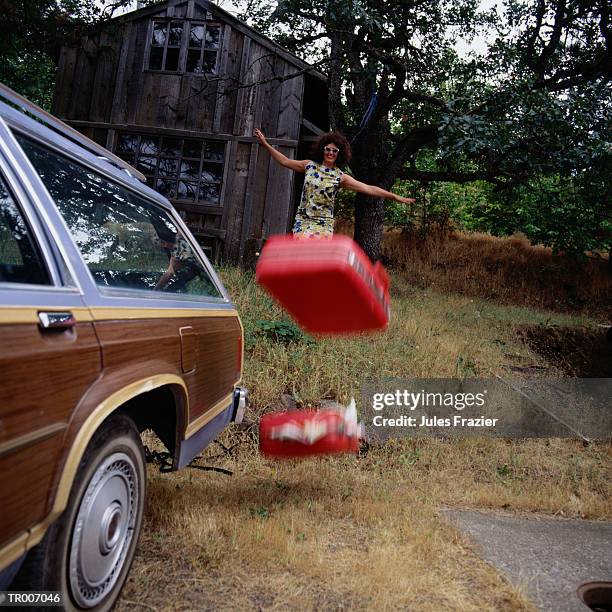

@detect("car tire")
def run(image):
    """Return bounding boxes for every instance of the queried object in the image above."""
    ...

[13,413,146,611]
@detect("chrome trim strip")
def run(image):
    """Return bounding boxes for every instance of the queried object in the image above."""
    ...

[93,288,233,306]
[0,422,67,459]
[170,207,231,302]
[0,283,81,295]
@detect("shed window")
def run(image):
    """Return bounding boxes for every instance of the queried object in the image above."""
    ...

[116,133,225,207]
[147,19,221,74]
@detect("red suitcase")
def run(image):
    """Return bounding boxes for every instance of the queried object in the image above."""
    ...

[255,235,390,335]
[259,406,361,458]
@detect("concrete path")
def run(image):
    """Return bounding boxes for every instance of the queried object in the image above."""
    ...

[444,510,612,611]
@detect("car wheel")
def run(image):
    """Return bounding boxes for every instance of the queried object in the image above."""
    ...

[13,413,146,611]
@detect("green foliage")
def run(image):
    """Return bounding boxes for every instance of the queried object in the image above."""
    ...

[245,319,313,346]
[470,173,612,256]
[0,49,56,110]
[249,506,270,520]
[234,0,611,259]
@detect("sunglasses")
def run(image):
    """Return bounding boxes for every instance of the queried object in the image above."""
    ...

[324,146,340,154]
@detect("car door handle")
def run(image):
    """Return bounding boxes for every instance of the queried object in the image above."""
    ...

[38,311,76,330]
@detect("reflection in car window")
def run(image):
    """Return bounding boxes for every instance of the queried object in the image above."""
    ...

[18,137,222,298]
[0,173,49,285]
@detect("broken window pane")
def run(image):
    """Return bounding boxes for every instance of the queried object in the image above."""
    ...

[117,134,139,154]
[183,140,202,159]
[149,47,163,70]
[202,51,217,73]
[164,48,180,71]
[204,141,224,161]
[204,26,220,48]
[161,138,181,157]
[198,183,220,204]
[156,179,177,199]
[186,49,202,73]
[201,163,222,183]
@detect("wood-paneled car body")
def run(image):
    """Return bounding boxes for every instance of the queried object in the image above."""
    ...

[0,85,247,610]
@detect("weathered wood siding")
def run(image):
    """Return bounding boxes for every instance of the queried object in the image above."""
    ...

[52,25,124,123]
[52,0,316,263]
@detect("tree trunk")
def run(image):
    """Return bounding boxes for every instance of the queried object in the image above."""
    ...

[353,194,385,262]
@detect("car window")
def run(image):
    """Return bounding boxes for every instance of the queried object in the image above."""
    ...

[17,137,222,298]
[0,172,50,285]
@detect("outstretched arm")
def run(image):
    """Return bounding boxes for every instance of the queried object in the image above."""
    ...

[254,128,308,173]
[340,174,415,204]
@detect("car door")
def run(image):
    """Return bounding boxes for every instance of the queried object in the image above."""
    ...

[0,119,101,557]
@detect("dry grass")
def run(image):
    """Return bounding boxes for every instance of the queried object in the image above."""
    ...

[220,265,592,412]
[116,255,610,610]
[118,435,610,611]
[336,222,611,319]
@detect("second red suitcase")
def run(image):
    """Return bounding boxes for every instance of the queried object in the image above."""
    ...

[259,404,362,458]
[255,235,390,335]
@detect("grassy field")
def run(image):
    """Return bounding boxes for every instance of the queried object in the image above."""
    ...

[118,234,611,611]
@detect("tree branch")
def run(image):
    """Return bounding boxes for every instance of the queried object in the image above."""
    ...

[328,29,345,131]
[381,124,438,187]
[534,0,567,80]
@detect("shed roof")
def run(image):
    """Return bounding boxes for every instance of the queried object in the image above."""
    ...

[98,0,327,83]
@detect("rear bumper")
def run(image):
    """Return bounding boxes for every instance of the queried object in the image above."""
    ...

[232,386,248,424]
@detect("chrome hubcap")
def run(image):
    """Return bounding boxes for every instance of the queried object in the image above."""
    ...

[69,452,139,608]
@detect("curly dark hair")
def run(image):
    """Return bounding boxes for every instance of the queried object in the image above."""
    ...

[311,131,352,167]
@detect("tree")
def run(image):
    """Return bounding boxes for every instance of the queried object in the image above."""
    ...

[0,0,157,108]
[236,0,611,261]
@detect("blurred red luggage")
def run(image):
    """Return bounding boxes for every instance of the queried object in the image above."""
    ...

[259,407,361,458]
[255,235,390,335]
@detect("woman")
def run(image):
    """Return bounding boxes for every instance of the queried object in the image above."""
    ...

[254,129,414,237]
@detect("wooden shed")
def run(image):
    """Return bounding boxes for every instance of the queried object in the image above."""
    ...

[52,0,328,262]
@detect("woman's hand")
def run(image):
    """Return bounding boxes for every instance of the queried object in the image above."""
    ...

[253,128,308,172]
[393,194,415,204]
[254,128,268,146]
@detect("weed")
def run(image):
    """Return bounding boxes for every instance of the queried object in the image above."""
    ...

[246,319,312,346]
[496,464,512,480]
[249,506,271,520]
[400,449,422,470]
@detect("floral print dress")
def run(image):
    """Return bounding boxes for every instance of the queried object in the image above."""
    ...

[292,161,343,237]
